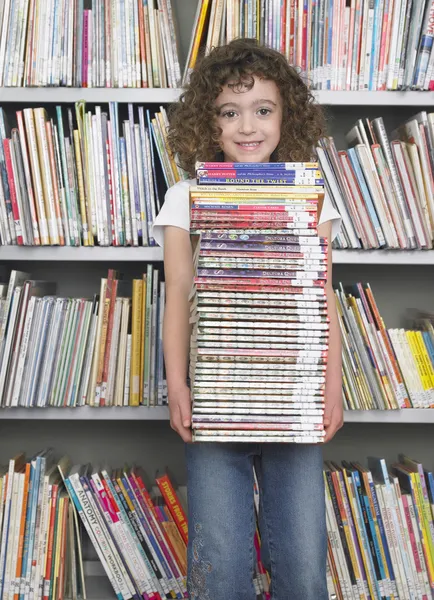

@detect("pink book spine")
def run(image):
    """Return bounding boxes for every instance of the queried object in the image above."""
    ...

[3,139,23,245]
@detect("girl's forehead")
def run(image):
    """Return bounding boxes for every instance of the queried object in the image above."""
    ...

[215,76,281,106]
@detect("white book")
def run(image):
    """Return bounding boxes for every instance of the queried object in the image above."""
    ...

[68,301,93,408]
[0,286,22,406]
[78,299,99,406]
[3,471,21,600]
[355,144,399,248]
[124,334,132,406]
[90,471,141,597]
[386,0,403,89]
[61,470,126,600]
[316,144,359,248]
[106,298,123,406]
[114,298,130,407]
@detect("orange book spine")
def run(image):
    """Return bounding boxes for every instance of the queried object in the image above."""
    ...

[56,496,69,600]
[365,286,411,408]
[42,484,59,600]
[101,279,119,404]
[138,0,148,87]
[155,474,188,545]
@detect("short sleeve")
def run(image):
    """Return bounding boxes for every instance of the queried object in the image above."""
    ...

[152,179,194,248]
[318,190,341,241]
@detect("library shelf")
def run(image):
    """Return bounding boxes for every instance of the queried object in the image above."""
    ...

[0,406,170,419]
[0,246,165,261]
[2,247,434,265]
[1,88,434,106]
[344,409,434,423]
[1,407,434,423]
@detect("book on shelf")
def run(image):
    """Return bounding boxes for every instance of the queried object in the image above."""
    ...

[188,161,330,442]
[0,102,187,248]
[318,111,434,251]
[184,0,434,91]
[3,449,434,600]
[0,0,181,89]
[0,267,166,409]
[0,451,189,600]
[336,283,434,410]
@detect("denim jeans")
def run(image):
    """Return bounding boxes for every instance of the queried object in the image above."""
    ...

[185,442,328,600]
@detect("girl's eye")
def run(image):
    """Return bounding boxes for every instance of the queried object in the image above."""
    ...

[258,108,271,116]
[221,110,237,119]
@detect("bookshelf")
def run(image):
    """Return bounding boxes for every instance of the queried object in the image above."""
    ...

[4,247,434,264]
[1,88,434,106]
[1,0,434,598]
[0,406,434,423]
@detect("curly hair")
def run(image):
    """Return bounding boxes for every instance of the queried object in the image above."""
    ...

[167,38,326,178]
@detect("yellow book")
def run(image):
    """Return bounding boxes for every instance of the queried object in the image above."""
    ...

[415,331,434,390]
[73,130,90,247]
[406,331,429,403]
[130,279,143,406]
[187,0,211,72]
[140,274,147,405]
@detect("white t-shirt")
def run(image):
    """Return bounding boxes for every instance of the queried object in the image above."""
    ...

[152,178,341,247]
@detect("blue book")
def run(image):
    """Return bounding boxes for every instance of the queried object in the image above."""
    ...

[350,469,383,600]
[348,147,385,247]
[138,106,154,245]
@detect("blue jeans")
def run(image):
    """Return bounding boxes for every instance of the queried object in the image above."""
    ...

[185,442,328,600]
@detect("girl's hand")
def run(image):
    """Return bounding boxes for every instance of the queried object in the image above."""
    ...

[323,393,344,443]
[168,384,192,443]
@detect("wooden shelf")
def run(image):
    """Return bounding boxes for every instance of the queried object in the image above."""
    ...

[1,88,434,106]
[2,247,434,265]
[1,406,434,423]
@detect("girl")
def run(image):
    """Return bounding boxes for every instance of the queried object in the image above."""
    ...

[153,38,343,600]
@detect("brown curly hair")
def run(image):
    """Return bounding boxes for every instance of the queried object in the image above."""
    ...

[167,38,326,178]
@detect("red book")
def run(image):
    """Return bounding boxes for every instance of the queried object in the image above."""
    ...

[3,138,23,244]
[155,474,188,545]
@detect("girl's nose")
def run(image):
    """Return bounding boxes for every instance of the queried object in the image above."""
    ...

[238,116,256,135]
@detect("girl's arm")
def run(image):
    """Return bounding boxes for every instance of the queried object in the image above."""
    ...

[317,221,343,442]
[163,226,194,442]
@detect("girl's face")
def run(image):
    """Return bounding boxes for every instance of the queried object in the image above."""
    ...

[215,75,283,163]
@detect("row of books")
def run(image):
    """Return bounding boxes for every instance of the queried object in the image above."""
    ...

[0,103,185,248]
[4,449,434,600]
[185,0,434,91]
[0,450,188,600]
[189,162,329,442]
[319,112,434,250]
[0,266,433,412]
[3,103,434,253]
[0,0,181,89]
[336,283,434,410]
[325,455,434,600]
[0,268,166,409]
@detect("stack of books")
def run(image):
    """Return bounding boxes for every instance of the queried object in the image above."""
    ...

[188,161,329,443]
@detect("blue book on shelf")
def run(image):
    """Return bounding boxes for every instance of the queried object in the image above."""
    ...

[347,147,385,247]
